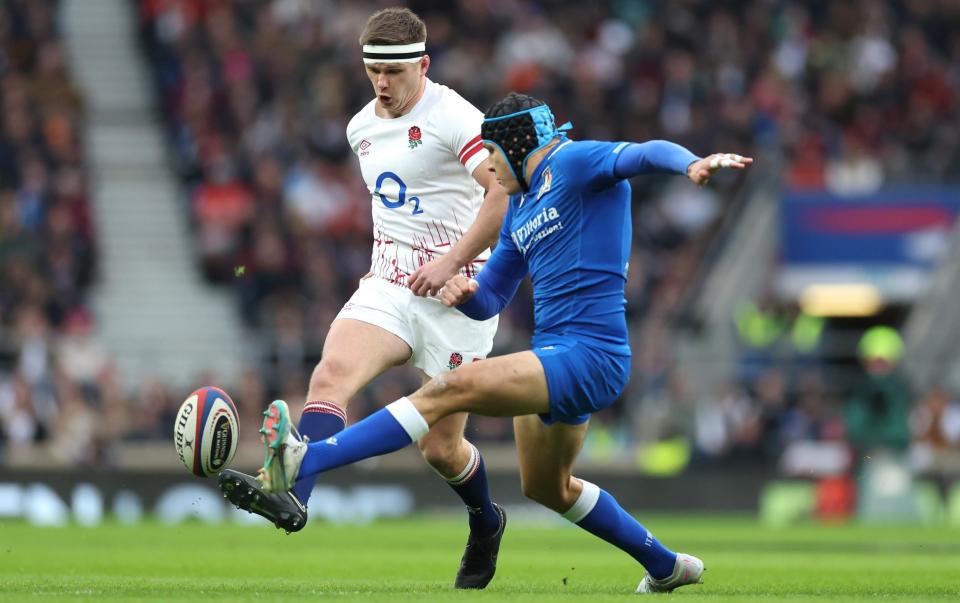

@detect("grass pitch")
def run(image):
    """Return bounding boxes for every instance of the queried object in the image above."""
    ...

[1,514,957,601]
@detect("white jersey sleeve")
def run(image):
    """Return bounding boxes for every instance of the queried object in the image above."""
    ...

[434,90,488,176]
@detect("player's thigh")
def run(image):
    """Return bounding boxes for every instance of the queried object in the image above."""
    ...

[310,318,412,400]
[513,414,589,498]
[412,351,551,423]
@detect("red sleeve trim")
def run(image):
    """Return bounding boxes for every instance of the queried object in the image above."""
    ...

[459,140,484,166]
[458,135,483,163]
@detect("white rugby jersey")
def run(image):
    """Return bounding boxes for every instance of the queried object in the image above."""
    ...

[346,79,490,287]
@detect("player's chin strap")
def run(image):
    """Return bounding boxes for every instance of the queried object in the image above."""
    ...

[481,105,572,192]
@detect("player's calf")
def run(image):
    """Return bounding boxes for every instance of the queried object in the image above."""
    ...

[306,357,354,405]
[418,430,469,476]
[519,475,580,514]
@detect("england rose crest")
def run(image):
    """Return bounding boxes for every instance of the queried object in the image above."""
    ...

[447,352,463,370]
[408,126,423,149]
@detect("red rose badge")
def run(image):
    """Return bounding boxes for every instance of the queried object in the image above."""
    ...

[408,126,423,149]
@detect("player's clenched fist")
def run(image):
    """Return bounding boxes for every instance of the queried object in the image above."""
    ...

[440,275,479,307]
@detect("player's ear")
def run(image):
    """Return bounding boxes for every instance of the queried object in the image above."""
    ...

[420,54,430,75]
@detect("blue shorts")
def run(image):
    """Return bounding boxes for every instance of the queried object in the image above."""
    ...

[532,336,632,425]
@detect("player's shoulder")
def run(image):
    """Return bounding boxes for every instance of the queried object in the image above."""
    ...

[553,139,623,166]
[556,138,617,156]
[424,79,483,120]
[346,99,378,141]
[547,139,628,191]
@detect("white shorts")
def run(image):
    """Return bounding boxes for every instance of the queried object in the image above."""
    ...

[335,277,498,378]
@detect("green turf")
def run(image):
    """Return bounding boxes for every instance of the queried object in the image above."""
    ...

[1,515,958,601]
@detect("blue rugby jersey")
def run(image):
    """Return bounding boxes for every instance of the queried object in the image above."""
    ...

[458,139,698,354]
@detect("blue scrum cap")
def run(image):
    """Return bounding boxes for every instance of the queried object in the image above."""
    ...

[481,93,571,192]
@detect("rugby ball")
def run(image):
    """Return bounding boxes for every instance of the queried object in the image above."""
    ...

[173,386,239,477]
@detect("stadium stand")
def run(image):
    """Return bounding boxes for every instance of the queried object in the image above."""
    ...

[1,1,958,487]
[0,0,102,460]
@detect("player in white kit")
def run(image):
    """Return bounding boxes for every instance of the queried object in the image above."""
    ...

[219,7,509,589]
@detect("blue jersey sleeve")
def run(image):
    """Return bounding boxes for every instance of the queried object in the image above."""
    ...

[457,202,527,321]
[612,140,700,179]
[555,140,701,192]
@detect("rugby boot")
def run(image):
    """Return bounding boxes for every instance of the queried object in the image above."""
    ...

[258,400,308,494]
[454,503,507,589]
[635,553,704,594]
[219,468,307,533]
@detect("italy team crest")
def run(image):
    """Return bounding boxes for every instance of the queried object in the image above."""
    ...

[537,167,552,200]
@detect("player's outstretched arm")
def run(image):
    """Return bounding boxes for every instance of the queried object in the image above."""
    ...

[611,141,752,185]
[408,158,508,297]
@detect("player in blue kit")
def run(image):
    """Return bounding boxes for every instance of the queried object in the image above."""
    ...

[254,92,752,593]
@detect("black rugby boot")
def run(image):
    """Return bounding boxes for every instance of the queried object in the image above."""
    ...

[454,503,507,589]
[218,469,307,533]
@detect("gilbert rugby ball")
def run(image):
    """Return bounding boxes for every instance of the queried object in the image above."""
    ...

[173,386,239,477]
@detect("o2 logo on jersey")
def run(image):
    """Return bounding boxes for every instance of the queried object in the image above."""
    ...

[375,171,424,216]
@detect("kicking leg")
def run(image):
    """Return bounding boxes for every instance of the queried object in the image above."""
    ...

[513,415,702,593]
[220,318,410,530]
[280,351,550,486]
[291,318,412,503]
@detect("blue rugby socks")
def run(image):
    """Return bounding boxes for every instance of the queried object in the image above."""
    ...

[291,401,347,504]
[443,443,500,537]
[293,398,499,536]
[563,480,677,580]
[297,397,428,478]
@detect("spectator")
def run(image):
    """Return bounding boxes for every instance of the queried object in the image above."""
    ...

[0,0,101,463]
[780,370,844,445]
[693,381,755,460]
[844,326,912,455]
[55,306,108,389]
[909,384,960,496]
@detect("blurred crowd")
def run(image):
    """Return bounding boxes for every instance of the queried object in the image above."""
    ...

[0,0,102,463]
[1,1,960,478]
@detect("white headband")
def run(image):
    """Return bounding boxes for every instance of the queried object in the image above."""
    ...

[362,42,426,64]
